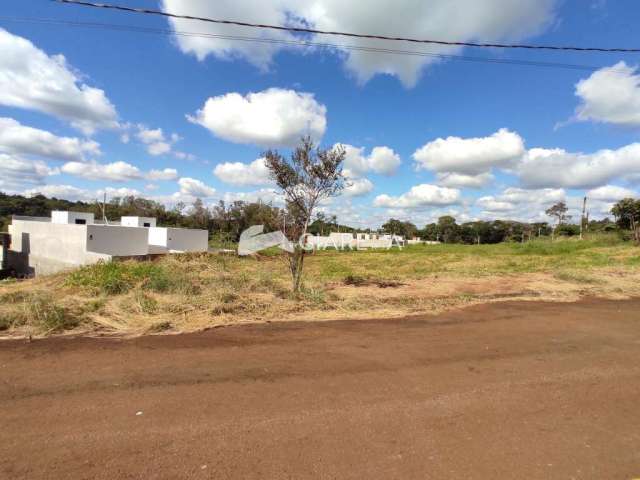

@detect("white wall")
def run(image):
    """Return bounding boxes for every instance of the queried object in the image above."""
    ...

[7,221,150,275]
[8,220,109,275]
[148,227,167,250]
[51,211,95,225]
[86,225,149,256]
[148,227,208,252]
[121,216,157,228]
[166,227,208,252]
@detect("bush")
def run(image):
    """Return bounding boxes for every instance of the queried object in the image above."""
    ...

[555,224,581,237]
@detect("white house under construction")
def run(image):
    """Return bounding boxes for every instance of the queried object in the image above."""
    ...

[5,211,208,276]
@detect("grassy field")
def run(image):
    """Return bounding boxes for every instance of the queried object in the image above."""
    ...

[1,234,639,337]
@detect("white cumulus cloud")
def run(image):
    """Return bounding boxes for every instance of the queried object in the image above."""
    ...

[367,146,401,175]
[188,88,327,147]
[339,143,401,178]
[0,28,119,134]
[23,184,89,201]
[23,185,141,202]
[221,188,283,205]
[135,125,184,157]
[61,161,142,182]
[213,157,272,186]
[344,178,374,197]
[574,62,640,127]
[147,168,178,181]
[413,128,525,175]
[586,185,636,201]
[0,117,100,162]
[436,172,494,188]
[475,187,567,221]
[374,184,461,208]
[0,154,58,193]
[161,0,557,87]
[518,144,640,189]
[177,177,216,198]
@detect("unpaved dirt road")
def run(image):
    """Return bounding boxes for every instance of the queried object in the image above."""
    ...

[2,299,640,479]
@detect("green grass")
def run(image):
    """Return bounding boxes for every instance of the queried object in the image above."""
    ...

[1,233,637,336]
[301,235,636,281]
[66,260,200,296]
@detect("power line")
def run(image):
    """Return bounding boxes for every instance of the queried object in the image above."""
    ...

[0,16,607,73]
[54,0,640,53]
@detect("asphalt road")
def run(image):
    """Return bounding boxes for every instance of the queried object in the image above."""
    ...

[2,298,640,479]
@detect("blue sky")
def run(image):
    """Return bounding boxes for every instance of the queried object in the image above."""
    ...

[1,0,639,227]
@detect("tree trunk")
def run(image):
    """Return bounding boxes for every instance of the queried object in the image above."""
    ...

[289,248,306,292]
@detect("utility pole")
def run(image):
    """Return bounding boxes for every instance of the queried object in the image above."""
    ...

[101,192,108,224]
[580,196,587,240]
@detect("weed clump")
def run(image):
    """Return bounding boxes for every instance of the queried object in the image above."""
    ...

[343,274,367,286]
[0,292,80,333]
[147,320,172,333]
[66,260,200,296]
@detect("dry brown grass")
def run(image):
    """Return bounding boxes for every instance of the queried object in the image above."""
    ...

[1,236,639,337]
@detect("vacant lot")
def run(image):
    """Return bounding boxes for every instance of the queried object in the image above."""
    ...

[1,235,639,336]
[1,298,639,479]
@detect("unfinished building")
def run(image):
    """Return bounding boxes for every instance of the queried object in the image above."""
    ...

[5,211,208,276]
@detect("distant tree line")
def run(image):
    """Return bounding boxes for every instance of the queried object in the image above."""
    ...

[381,197,639,244]
[381,216,555,244]
[1,192,639,245]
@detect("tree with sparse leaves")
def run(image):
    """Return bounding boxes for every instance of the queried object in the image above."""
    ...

[545,201,571,241]
[264,137,346,292]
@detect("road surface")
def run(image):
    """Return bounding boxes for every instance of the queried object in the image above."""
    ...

[2,298,640,479]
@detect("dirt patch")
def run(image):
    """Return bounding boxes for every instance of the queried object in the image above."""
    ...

[1,298,639,479]
[343,274,405,288]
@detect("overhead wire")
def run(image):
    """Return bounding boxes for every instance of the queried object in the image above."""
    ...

[53,0,640,53]
[0,16,612,73]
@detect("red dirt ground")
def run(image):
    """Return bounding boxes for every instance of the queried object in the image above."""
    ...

[1,298,639,479]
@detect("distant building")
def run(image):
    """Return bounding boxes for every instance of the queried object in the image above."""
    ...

[6,211,208,276]
[121,216,157,228]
